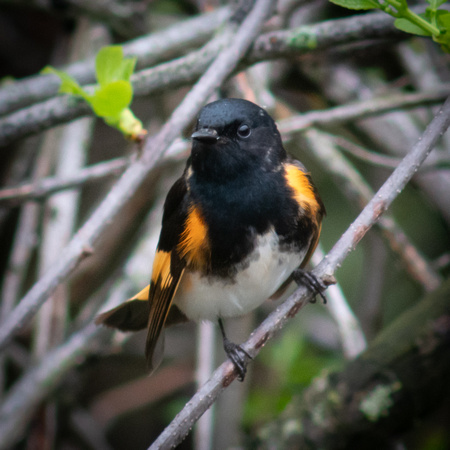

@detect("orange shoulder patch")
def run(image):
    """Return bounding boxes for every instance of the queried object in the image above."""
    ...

[284,163,321,216]
[177,204,210,270]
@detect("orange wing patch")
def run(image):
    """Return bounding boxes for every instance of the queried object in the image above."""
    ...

[177,204,210,271]
[150,250,172,285]
[284,163,321,217]
[146,249,185,371]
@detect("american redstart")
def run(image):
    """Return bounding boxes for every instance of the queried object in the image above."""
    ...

[96,98,326,381]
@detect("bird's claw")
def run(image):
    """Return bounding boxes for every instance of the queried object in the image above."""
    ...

[293,269,327,304]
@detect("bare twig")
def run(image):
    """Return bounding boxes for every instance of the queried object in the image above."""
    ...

[194,322,216,450]
[0,158,129,205]
[148,97,450,449]
[280,87,450,134]
[0,0,275,352]
[311,249,367,359]
[0,9,405,147]
[319,62,450,225]
[0,139,187,207]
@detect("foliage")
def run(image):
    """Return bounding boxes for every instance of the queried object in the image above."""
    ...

[43,46,146,141]
[329,0,450,52]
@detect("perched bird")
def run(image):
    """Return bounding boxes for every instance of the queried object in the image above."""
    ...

[96,98,326,380]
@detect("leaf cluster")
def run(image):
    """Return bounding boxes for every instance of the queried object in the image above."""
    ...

[42,46,146,141]
[329,0,450,52]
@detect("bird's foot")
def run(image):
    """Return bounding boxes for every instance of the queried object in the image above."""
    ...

[292,268,327,304]
[218,318,252,381]
[222,337,252,381]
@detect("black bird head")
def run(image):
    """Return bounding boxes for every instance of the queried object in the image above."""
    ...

[190,98,286,182]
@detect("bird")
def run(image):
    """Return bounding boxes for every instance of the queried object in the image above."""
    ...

[96,98,326,381]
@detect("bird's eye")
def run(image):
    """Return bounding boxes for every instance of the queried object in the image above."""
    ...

[237,124,251,138]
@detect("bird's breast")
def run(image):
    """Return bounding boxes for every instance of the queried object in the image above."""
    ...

[173,229,306,322]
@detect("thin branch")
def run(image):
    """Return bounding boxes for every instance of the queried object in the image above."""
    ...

[0,139,188,206]
[0,9,405,147]
[0,158,129,206]
[280,87,450,134]
[0,0,275,352]
[300,128,442,292]
[148,97,450,449]
[311,249,367,359]
[194,322,216,450]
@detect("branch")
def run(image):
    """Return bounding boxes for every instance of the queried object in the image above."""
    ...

[279,87,450,133]
[255,277,450,448]
[0,0,275,351]
[0,158,129,206]
[148,96,450,449]
[0,139,188,206]
[298,128,441,292]
[0,9,404,147]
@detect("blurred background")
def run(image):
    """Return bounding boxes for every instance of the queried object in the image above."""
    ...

[0,0,450,449]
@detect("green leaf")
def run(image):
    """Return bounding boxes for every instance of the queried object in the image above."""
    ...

[436,10,450,29]
[427,0,447,8]
[119,57,137,83]
[95,46,125,86]
[95,46,137,86]
[42,66,87,97]
[329,0,379,10]
[394,18,433,36]
[90,80,132,118]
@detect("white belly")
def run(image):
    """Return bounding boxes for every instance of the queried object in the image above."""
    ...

[174,231,305,322]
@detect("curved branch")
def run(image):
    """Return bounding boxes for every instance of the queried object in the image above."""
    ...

[148,96,450,449]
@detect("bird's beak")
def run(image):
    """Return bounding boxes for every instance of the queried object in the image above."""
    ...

[191,128,219,143]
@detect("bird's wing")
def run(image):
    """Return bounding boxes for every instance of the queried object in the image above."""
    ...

[144,176,190,371]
